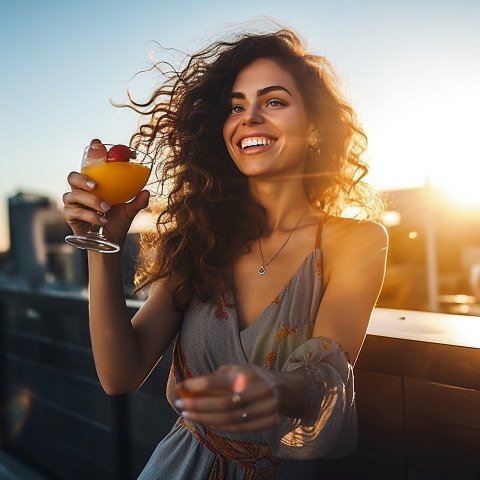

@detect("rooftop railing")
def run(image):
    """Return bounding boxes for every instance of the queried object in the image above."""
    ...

[1,285,479,479]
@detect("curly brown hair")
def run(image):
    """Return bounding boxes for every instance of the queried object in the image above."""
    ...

[124,28,382,309]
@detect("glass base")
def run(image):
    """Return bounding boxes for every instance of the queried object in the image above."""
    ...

[65,233,120,253]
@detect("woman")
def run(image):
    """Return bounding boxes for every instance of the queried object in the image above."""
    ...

[63,28,388,479]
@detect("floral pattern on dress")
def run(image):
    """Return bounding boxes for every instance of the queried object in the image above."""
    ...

[275,324,296,342]
[273,279,291,305]
[262,323,297,369]
[260,257,326,374]
[264,351,278,368]
[272,294,282,305]
[288,338,333,369]
[311,336,352,363]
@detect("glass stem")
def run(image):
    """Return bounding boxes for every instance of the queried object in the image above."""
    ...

[88,212,105,236]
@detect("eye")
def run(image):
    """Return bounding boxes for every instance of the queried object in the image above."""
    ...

[229,104,244,114]
[266,98,287,108]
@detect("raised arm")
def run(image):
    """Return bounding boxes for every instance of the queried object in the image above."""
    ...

[63,168,182,395]
[87,255,182,395]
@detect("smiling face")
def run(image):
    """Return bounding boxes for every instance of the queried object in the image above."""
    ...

[222,58,314,180]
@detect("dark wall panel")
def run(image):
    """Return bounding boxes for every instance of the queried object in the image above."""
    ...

[1,288,480,480]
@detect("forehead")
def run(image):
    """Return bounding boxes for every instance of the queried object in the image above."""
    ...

[232,58,298,92]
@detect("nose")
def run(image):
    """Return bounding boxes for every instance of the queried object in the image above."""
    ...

[242,105,264,126]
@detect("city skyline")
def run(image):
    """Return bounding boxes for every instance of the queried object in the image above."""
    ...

[1,0,479,251]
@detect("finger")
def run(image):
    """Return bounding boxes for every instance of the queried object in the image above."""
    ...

[176,391,242,414]
[134,189,150,207]
[180,383,273,416]
[67,171,97,191]
[124,190,150,219]
[180,364,261,393]
[179,370,235,397]
[239,379,277,405]
[184,395,277,422]
[178,366,275,407]
[63,188,110,214]
[181,398,279,433]
[63,205,108,227]
[176,383,278,429]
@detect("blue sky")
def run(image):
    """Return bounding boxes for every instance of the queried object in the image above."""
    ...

[1,0,479,251]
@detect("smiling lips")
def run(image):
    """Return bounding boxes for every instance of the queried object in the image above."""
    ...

[239,136,275,150]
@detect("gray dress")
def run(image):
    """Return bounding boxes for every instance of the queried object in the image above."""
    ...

[138,221,357,479]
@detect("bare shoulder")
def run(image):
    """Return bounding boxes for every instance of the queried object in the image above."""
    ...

[321,217,388,277]
[323,217,388,253]
[142,275,181,310]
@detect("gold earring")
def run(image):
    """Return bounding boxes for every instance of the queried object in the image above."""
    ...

[308,137,321,159]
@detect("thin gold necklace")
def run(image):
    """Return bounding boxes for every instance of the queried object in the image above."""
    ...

[258,209,308,275]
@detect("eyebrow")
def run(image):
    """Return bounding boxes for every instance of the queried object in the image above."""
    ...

[230,85,293,99]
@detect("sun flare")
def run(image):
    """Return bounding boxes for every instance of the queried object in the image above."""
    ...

[433,175,480,208]
[366,76,479,208]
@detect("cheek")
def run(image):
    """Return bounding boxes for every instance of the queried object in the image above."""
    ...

[222,117,234,142]
[222,120,237,156]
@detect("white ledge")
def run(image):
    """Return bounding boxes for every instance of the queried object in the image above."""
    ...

[369,307,480,349]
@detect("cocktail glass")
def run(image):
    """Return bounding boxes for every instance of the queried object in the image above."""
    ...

[65,143,152,253]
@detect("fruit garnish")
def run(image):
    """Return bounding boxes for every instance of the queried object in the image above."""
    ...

[107,144,133,163]
[85,139,107,164]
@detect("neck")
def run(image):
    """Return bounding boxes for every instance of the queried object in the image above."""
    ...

[249,178,310,232]
[257,206,309,275]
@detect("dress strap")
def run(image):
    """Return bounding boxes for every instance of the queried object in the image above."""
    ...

[315,214,329,249]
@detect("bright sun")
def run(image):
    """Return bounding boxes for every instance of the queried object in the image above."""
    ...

[365,76,479,207]
[432,174,480,208]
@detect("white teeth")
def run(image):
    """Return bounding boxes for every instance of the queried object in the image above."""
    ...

[240,137,273,149]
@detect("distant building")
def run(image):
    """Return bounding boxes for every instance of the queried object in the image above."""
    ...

[1,191,140,296]
[3,192,84,288]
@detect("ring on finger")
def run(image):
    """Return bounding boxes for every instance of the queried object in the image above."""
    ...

[232,393,242,405]
[241,410,248,422]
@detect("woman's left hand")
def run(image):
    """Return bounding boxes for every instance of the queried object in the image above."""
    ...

[174,365,280,433]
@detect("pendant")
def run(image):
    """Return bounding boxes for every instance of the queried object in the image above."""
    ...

[258,266,266,275]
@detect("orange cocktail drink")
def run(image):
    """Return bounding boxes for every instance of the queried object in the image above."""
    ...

[65,141,153,254]
[82,162,151,205]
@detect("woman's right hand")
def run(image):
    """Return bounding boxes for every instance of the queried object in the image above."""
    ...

[62,171,150,247]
